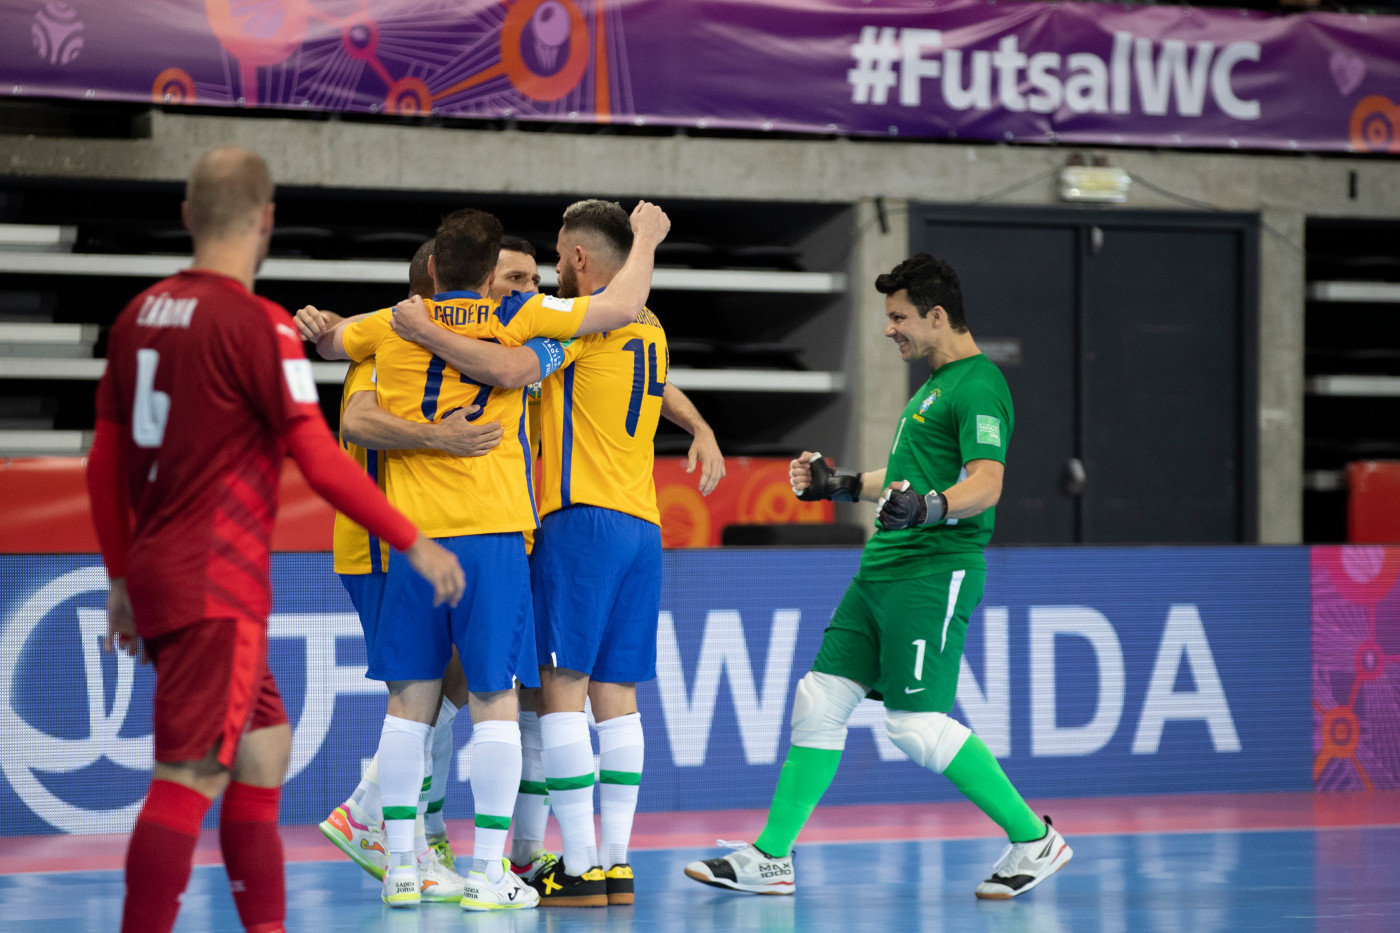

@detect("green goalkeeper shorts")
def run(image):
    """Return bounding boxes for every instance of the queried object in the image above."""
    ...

[812,567,986,713]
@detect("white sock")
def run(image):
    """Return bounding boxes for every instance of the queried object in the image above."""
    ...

[376,715,430,869]
[426,697,458,838]
[467,719,521,883]
[595,712,644,870]
[349,756,381,823]
[510,710,550,866]
[416,724,432,861]
[540,711,597,876]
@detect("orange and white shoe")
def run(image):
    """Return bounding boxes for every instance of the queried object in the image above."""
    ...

[318,803,387,880]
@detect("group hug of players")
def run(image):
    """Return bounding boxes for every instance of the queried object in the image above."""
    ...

[91,146,1069,933]
[299,196,724,910]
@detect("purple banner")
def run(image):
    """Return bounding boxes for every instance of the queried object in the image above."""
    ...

[3,0,1399,154]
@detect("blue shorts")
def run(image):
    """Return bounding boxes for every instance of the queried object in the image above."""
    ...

[339,572,386,646]
[369,533,539,691]
[531,506,662,683]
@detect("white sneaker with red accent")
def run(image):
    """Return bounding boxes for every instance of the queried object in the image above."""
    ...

[974,816,1073,899]
[683,841,795,895]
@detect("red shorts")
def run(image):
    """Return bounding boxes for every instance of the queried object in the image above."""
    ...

[144,617,288,768]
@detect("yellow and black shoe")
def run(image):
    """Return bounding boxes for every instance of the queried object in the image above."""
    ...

[529,863,608,907]
[604,863,634,905]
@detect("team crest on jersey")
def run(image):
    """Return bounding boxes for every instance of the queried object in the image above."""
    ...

[918,388,941,414]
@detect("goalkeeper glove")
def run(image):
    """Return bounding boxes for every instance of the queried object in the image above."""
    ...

[793,452,862,503]
[876,481,948,530]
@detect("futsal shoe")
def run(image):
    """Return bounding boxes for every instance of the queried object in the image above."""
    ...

[318,804,387,880]
[460,860,540,911]
[604,863,635,905]
[974,816,1073,899]
[381,863,421,908]
[510,849,559,885]
[530,862,609,907]
[426,832,456,872]
[417,848,470,903]
[683,841,795,895]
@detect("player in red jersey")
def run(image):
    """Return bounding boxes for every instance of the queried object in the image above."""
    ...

[84,147,465,933]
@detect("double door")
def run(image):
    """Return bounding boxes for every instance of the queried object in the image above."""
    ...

[909,206,1257,544]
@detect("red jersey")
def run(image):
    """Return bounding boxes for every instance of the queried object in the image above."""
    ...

[95,269,327,636]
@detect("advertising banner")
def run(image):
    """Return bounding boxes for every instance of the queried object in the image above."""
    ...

[1312,546,1400,791]
[1,1,1397,154]
[1,546,1311,836]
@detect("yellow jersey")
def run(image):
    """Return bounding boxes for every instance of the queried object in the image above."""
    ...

[537,307,667,525]
[340,290,589,538]
[332,358,390,574]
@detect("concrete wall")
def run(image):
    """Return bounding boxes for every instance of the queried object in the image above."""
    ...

[6,111,1400,541]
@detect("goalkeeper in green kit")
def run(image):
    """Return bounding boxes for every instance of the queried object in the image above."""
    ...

[684,254,1071,900]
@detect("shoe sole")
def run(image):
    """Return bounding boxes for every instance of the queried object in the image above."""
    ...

[460,899,536,911]
[538,894,609,907]
[382,895,420,909]
[318,819,386,881]
[683,866,795,896]
[974,848,1073,900]
[607,892,635,905]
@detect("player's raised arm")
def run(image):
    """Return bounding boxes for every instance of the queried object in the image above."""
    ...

[575,201,669,334]
[389,295,559,388]
[662,383,725,496]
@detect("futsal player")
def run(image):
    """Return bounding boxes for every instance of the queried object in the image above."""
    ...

[312,238,510,896]
[86,146,464,933]
[684,254,1072,900]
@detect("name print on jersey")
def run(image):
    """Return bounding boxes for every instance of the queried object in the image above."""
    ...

[135,294,198,329]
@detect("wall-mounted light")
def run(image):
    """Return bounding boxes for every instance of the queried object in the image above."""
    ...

[1058,164,1131,203]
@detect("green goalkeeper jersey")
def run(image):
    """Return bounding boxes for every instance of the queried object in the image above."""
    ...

[859,352,1013,581]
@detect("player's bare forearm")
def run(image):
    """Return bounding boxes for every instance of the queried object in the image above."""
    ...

[429,334,540,388]
[341,391,434,451]
[940,460,1004,519]
[661,383,706,434]
[858,469,886,502]
[663,384,726,494]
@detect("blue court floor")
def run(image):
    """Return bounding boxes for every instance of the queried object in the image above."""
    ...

[3,826,1398,932]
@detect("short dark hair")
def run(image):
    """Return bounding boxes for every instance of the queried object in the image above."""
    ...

[561,199,632,262]
[433,208,503,291]
[408,238,434,299]
[875,254,966,331]
[500,235,536,258]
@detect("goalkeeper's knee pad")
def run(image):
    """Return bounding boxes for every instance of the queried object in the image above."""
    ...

[885,710,971,773]
[789,671,867,750]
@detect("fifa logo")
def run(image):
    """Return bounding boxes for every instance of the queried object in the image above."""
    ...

[31,2,84,66]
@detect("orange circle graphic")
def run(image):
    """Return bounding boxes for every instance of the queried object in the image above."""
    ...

[499,0,590,102]
[384,76,432,115]
[658,484,711,549]
[736,461,828,525]
[1349,95,1400,154]
[152,67,196,104]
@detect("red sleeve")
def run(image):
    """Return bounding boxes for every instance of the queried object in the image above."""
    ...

[85,418,130,577]
[283,416,418,553]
